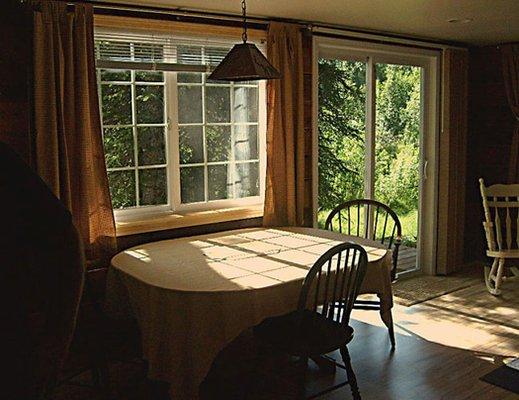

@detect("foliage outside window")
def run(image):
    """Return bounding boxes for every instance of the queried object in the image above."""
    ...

[96,36,264,216]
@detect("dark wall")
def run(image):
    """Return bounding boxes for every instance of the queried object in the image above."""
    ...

[464,46,516,263]
[0,0,32,164]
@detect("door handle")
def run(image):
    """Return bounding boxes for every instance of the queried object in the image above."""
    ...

[423,160,428,180]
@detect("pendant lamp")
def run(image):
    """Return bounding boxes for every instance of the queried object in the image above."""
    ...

[209,0,281,81]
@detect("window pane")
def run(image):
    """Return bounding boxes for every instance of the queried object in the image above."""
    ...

[101,69,130,81]
[234,125,258,161]
[101,84,132,125]
[178,73,202,83]
[235,162,259,198]
[180,166,205,203]
[138,127,166,165]
[103,127,134,168]
[179,126,204,164]
[139,168,167,206]
[136,85,164,124]
[206,125,231,162]
[206,86,230,123]
[135,71,164,82]
[234,86,258,122]
[178,86,202,124]
[108,170,136,209]
[208,164,232,200]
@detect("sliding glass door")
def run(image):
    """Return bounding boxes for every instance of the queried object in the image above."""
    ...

[314,38,440,276]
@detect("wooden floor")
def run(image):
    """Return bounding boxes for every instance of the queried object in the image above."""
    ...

[51,271,519,400]
[330,278,519,400]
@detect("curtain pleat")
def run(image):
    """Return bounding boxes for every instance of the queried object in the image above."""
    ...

[263,22,306,227]
[33,1,117,267]
[501,44,519,183]
[437,49,468,274]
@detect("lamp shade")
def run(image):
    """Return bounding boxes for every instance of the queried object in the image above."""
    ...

[208,42,281,82]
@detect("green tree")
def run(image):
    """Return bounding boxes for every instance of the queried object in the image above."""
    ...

[318,59,366,210]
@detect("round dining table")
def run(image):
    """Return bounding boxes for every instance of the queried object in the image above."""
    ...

[106,226,393,399]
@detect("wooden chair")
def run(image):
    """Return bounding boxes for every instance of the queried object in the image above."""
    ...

[324,199,401,348]
[479,179,519,295]
[254,243,368,400]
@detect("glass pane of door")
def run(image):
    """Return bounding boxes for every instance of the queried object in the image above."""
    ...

[317,58,366,227]
[375,63,422,273]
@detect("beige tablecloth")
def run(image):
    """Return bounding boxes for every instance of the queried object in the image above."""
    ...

[106,227,392,399]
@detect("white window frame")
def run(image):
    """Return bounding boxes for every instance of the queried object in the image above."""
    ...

[96,30,267,222]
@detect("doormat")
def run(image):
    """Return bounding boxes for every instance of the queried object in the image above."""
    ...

[393,275,479,306]
[480,359,519,394]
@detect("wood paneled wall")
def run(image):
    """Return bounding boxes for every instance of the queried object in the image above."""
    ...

[464,46,516,263]
[0,1,32,164]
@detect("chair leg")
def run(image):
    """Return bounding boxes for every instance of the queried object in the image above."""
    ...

[380,308,396,350]
[92,358,112,400]
[388,319,396,350]
[340,346,361,400]
[485,258,503,296]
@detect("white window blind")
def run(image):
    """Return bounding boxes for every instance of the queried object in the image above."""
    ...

[94,30,245,73]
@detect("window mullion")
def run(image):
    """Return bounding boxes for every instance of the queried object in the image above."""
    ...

[167,39,181,211]
[230,81,236,200]
[202,53,208,202]
[365,56,376,200]
[130,43,140,208]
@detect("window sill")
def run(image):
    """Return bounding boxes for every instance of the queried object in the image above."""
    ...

[115,205,264,237]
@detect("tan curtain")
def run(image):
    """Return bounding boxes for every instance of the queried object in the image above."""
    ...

[263,22,306,227]
[33,1,116,267]
[437,49,468,274]
[501,44,519,183]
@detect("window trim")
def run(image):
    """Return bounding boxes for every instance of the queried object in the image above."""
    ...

[96,29,267,222]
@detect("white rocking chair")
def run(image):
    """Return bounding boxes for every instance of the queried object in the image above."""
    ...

[479,178,519,295]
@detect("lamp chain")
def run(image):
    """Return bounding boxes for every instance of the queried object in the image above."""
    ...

[241,0,248,43]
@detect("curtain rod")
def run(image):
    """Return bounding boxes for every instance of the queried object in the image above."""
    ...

[62,0,466,50]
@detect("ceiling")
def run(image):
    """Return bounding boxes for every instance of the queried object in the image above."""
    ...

[94,0,519,45]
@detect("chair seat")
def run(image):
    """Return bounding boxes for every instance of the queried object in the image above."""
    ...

[254,309,354,357]
[486,249,519,258]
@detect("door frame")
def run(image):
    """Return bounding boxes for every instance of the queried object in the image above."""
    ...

[312,36,441,276]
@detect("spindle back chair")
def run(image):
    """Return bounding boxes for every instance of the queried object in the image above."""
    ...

[298,242,368,326]
[324,199,402,281]
[479,178,519,295]
[325,199,400,348]
[254,243,368,399]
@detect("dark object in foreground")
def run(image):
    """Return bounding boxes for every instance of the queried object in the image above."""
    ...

[0,142,85,399]
[480,363,519,394]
